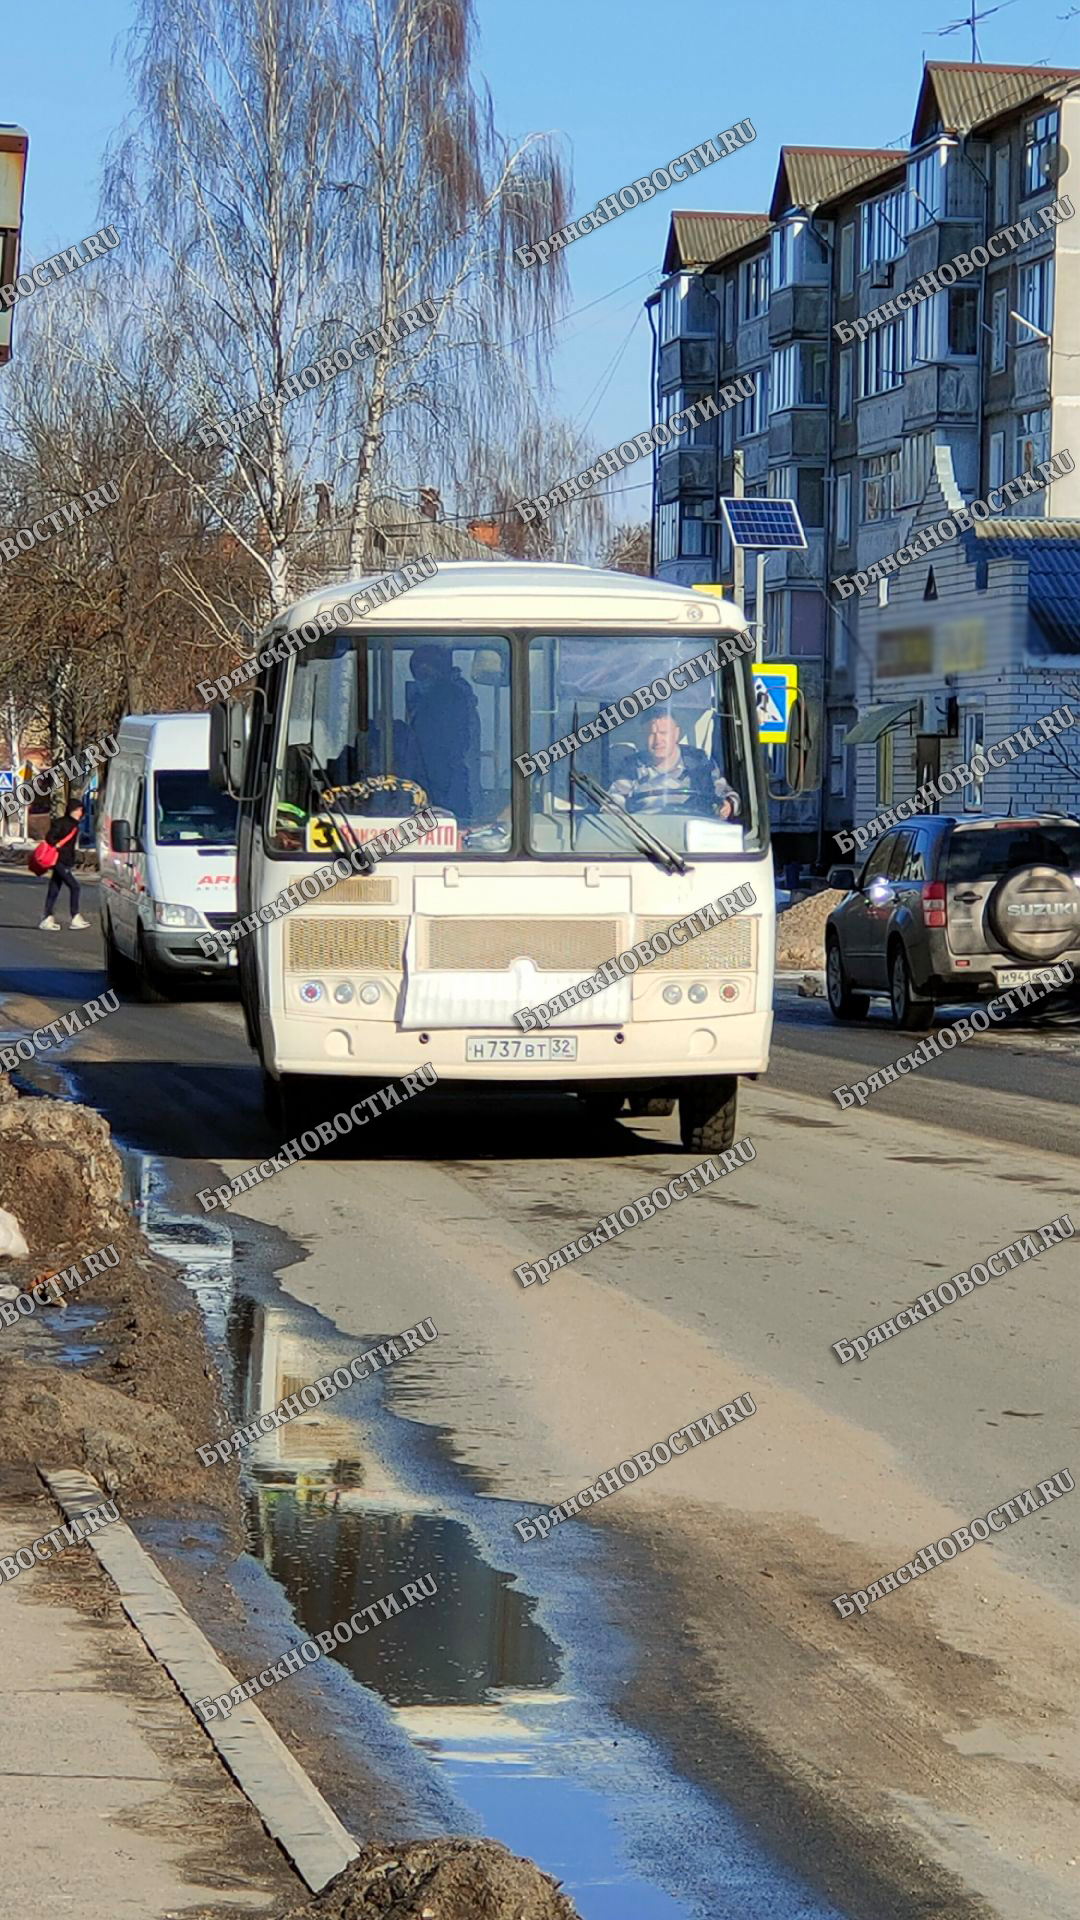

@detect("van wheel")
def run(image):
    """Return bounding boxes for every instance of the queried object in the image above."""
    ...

[679,1076,738,1153]
[135,930,170,1004]
[103,914,132,991]
[889,943,934,1031]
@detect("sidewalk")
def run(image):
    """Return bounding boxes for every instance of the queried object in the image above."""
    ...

[0,1470,292,1920]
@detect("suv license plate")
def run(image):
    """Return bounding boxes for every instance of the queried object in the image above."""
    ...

[994,967,1053,989]
[465,1036,578,1062]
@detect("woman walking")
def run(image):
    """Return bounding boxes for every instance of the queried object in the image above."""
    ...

[39,803,89,932]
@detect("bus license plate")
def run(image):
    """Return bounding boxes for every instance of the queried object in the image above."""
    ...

[465,1036,578,1062]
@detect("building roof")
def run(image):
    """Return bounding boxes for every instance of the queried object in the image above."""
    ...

[912,61,1080,144]
[769,146,908,219]
[662,211,770,274]
[972,520,1080,656]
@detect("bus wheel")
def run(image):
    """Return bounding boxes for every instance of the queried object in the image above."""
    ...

[679,1076,738,1154]
[624,1094,676,1118]
[578,1090,624,1126]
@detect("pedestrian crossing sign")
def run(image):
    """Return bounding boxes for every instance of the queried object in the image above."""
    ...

[753,663,797,744]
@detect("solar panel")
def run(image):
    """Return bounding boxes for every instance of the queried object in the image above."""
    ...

[720,497,807,550]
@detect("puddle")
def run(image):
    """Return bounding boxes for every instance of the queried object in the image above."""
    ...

[126,1149,845,1920]
[17,1302,107,1370]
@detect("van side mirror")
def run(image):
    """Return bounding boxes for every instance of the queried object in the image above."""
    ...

[110,819,132,854]
[209,699,247,796]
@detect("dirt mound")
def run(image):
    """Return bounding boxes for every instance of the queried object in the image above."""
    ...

[775,890,846,972]
[277,1840,580,1920]
[0,1078,239,1523]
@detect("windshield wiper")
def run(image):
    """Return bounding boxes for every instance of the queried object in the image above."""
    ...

[570,767,690,877]
[295,741,375,875]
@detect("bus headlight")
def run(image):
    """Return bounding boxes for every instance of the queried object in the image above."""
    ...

[662,984,682,1005]
[359,982,381,1006]
[333,982,354,1004]
[688,983,708,1004]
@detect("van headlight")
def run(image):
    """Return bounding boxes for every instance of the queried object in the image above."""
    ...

[154,903,203,927]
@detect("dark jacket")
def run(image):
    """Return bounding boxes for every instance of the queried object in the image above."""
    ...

[45,814,81,869]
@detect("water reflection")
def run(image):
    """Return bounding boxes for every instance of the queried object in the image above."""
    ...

[247,1492,559,1706]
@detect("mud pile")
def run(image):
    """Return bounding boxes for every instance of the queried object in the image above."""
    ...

[0,1076,238,1521]
[775,889,846,971]
[278,1839,579,1920]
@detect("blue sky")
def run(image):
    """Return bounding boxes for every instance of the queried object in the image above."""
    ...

[7,0,1080,522]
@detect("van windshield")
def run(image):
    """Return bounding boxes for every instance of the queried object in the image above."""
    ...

[154,772,238,846]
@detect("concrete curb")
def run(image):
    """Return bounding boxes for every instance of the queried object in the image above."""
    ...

[41,1467,360,1894]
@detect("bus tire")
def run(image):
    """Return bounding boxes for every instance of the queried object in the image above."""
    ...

[624,1094,675,1118]
[679,1076,737,1154]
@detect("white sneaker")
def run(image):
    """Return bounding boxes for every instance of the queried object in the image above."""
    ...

[70,914,90,930]
[39,916,60,932]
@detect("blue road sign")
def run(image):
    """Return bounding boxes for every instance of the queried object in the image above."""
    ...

[0,770,15,793]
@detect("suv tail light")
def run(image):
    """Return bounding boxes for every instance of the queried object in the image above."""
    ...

[923,882,947,929]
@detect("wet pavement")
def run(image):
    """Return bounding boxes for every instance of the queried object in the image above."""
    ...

[127,1149,844,1920]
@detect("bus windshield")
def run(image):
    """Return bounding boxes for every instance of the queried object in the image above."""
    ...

[270,627,762,858]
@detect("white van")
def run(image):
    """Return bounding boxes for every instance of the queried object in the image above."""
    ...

[98,714,239,1000]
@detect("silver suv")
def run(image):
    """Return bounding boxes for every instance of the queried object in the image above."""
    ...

[825,815,1080,1028]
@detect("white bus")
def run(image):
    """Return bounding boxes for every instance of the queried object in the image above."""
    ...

[211,561,773,1148]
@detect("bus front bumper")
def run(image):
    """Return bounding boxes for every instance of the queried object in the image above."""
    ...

[261,1008,773,1083]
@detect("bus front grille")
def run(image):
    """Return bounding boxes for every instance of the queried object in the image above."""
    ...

[637,915,753,971]
[287,916,407,972]
[421,918,623,973]
[314,875,397,905]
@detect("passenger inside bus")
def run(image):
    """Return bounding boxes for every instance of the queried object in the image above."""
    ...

[403,644,481,817]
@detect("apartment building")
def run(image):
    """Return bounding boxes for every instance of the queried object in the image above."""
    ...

[651,61,1080,861]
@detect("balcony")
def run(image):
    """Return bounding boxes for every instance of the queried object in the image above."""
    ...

[768,410,828,462]
[903,362,979,428]
[658,446,717,504]
[768,285,828,346]
[659,335,717,390]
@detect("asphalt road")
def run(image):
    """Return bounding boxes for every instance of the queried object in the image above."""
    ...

[2,867,1079,1920]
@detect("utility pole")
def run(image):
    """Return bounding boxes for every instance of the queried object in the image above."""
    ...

[731,448,745,615]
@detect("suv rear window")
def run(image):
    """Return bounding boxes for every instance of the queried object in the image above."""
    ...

[947,823,1080,882]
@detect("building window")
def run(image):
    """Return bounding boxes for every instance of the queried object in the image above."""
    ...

[838,349,853,421]
[800,468,825,528]
[770,342,828,411]
[680,502,713,559]
[861,450,900,522]
[769,217,827,292]
[991,287,1008,371]
[963,710,984,811]
[660,275,689,345]
[1016,408,1051,475]
[860,186,906,269]
[830,721,848,796]
[840,223,854,295]
[740,253,770,320]
[860,318,904,396]
[657,503,678,564]
[1018,255,1054,335]
[835,471,852,545]
[736,369,767,436]
[832,609,848,672]
[989,430,1005,492]
[994,144,1010,228]
[1023,110,1058,198]
[771,221,794,290]
[767,465,792,499]
[909,290,943,363]
[907,145,946,230]
[948,286,978,357]
[899,431,933,508]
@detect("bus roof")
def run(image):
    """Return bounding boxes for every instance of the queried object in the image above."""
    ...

[282,560,749,638]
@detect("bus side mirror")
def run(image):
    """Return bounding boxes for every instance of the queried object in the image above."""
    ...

[110,819,131,854]
[210,699,247,796]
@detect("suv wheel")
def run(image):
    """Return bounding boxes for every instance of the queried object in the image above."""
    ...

[889,943,934,1031]
[826,935,869,1022]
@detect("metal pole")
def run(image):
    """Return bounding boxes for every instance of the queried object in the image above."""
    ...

[756,550,767,652]
[731,449,745,613]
